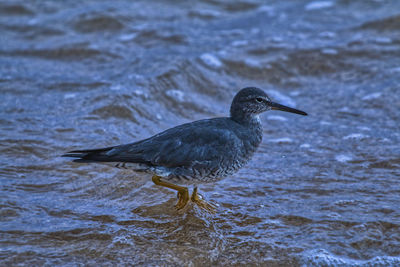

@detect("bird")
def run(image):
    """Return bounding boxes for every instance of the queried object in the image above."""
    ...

[62,87,307,211]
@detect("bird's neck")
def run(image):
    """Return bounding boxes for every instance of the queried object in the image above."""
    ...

[230,112,262,127]
[230,113,263,158]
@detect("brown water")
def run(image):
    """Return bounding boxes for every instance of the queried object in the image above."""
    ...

[1,0,400,266]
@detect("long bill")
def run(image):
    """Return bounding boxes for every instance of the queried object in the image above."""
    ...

[269,101,308,116]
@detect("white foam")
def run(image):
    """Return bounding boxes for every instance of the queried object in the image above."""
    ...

[362,92,382,100]
[165,89,185,102]
[357,126,371,131]
[257,5,274,14]
[266,115,288,122]
[267,137,293,143]
[271,36,283,43]
[300,143,311,148]
[335,154,352,163]
[244,58,262,68]
[339,106,351,112]
[119,33,137,41]
[231,40,248,47]
[302,249,400,267]
[334,199,356,205]
[64,93,76,99]
[319,31,336,38]
[321,48,338,55]
[305,1,335,11]
[200,53,223,68]
[320,121,332,126]
[110,84,123,91]
[133,89,144,96]
[374,37,392,44]
[343,133,368,140]
[113,235,134,246]
[289,91,300,97]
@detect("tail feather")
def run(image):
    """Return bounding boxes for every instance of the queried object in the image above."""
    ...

[62,153,85,158]
[63,146,114,155]
[72,159,100,163]
[62,144,150,165]
[62,146,116,162]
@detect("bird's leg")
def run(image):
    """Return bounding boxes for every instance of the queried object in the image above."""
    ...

[152,175,189,210]
[191,187,217,213]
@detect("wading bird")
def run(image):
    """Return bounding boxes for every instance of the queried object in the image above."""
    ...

[63,87,307,211]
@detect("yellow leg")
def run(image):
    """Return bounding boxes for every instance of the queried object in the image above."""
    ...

[191,187,217,213]
[152,175,189,210]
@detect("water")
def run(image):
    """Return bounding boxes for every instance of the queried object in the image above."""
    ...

[1,0,400,265]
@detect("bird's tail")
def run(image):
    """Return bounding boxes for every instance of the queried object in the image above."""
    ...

[62,146,116,163]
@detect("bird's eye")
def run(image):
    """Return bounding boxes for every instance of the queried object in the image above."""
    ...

[255,97,263,103]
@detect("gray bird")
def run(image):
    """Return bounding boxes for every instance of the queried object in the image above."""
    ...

[63,87,307,211]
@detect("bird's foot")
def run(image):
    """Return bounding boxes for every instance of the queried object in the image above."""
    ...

[175,189,189,210]
[152,175,190,211]
[191,187,217,213]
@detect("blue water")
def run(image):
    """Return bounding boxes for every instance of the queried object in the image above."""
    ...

[1,0,400,265]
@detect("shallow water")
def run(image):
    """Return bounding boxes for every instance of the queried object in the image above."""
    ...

[1,0,400,266]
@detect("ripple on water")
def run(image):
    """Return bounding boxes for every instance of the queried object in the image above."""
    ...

[302,249,400,267]
[359,14,400,31]
[0,3,34,16]
[91,105,138,122]
[1,47,119,61]
[72,14,125,33]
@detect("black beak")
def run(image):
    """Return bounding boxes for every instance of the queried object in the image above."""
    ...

[269,101,308,116]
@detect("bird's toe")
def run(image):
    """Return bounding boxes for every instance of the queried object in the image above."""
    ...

[175,189,189,210]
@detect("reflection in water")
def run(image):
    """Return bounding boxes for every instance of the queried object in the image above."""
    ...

[1,0,400,265]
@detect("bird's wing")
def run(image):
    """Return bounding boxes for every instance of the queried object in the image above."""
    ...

[100,119,244,168]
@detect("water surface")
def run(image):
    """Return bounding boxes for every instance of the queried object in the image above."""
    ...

[1,0,400,266]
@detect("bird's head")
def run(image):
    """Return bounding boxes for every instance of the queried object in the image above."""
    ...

[230,87,307,123]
